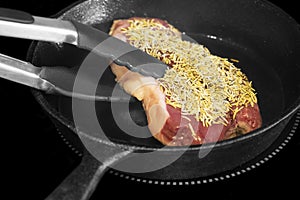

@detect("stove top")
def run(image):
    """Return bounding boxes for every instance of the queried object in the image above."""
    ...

[0,0,299,199]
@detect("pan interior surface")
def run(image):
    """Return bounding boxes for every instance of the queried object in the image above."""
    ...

[31,0,300,148]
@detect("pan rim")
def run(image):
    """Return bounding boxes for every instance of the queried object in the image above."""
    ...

[29,0,300,151]
[31,88,300,151]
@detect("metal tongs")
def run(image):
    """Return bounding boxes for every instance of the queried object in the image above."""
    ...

[0,8,167,101]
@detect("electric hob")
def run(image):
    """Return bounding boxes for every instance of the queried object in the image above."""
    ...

[0,0,299,199]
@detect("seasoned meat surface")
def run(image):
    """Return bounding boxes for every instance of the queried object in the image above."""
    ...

[108,17,262,146]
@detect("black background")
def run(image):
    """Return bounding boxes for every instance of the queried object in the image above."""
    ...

[0,0,299,199]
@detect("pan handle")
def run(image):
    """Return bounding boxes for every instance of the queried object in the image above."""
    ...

[45,148,133,200]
